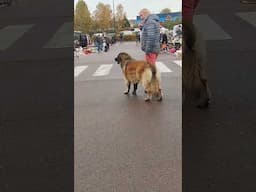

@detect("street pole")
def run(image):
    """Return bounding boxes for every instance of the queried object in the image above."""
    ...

[112,0,116,33]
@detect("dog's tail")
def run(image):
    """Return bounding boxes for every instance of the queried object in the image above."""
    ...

[149,64,157,79]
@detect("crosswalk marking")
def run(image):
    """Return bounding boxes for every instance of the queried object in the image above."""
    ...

[92,64,113,76]
[156,62,172,72]
[236,12,256,27]
[74,66,88,77]
[74,62,173,79]
[194,14,232,40]
[0,24,34,51]
[173,60,182,67]
[43,22,72,48]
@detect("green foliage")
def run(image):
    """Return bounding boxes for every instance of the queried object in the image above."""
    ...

[133,23,139,28]
[116,4,125,31]
[74,0,91,33]
[117,34,136,41]
[162,18,181,30]
[93,3,112,32]
[74,2,178,34]
[122,14,130,28]
[160,8,171,14]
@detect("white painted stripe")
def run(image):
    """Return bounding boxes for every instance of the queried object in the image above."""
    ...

[194,15,232,40]
[236,12,256,28]
[173,60,182,67]
[156,62,172,72]
[74,66,88,77]
[0,24,34,50]
[44,22,72,48]
[93,64,113,76]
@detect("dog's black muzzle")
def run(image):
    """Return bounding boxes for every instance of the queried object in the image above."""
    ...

[114,57,120,64]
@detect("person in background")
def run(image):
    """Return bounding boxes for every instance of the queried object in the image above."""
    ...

[80,34,88,48]
[95,34,103,53]
[119,32,124,43]
[104,36,110,52]
[161,32,168,53]
[135,31,141,45]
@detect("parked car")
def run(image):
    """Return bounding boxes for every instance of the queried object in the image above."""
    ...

[74,31,90,48]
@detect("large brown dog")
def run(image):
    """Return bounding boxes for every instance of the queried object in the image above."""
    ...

[183,21,211,108]
[114,52,163,101]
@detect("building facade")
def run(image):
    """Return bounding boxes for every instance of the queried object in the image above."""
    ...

[136,12,181,24]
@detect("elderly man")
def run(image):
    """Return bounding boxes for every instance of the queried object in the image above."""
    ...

[139,8,163,98]
[139,8,160,65]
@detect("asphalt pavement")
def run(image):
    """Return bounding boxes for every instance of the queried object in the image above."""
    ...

[183,1,256,192]
[74,42,182,192]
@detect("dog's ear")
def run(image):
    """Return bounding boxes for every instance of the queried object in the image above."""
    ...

[123,53,132,61]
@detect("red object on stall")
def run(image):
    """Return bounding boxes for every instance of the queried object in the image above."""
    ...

[170,48,176,54]
[83,49,92,55]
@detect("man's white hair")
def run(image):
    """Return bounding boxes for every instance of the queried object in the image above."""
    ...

[139,8,151,16]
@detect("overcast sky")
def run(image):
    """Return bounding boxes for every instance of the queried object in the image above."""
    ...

[74,0,181,20]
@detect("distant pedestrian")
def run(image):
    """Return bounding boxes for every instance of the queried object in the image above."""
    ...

[161,32,168,52]
[80,34,88,48]
[135,31,141,45]
[119,32,124,43]
[104,36,110,52]
[95,35,103,53]
[74,40,80,58]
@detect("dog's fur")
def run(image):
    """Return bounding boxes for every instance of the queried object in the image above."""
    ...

[182,21,211,108]
[115,52,163,101]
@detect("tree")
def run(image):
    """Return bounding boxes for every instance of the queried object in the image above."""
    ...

[74,0,92,33]
[162,18,181,30]
[122,14,130,29]
[90,15,100,33]
[160,8,171,14]
[115,4,125,31]
[93,3,112,32]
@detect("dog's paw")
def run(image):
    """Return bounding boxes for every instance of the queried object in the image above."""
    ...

[157,96,163,102]
[144,97,151,102]
[123,91,129,95]
[132,91,137,95]
[156,90,163,102]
